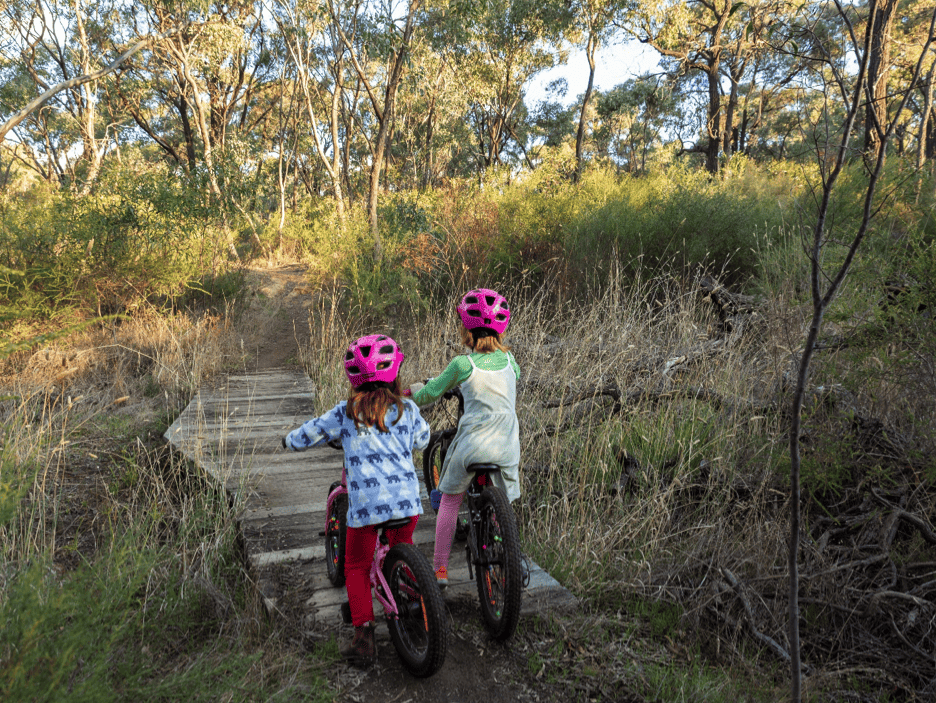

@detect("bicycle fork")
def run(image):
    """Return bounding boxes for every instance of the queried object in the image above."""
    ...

[464,483,501,581]
[372,539,398,618]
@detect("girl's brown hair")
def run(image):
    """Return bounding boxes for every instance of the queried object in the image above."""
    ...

[346,378,405,433]
[460,326,509,353]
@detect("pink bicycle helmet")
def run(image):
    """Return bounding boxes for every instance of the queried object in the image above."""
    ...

[457,288,510,335]
[344,334,404,388]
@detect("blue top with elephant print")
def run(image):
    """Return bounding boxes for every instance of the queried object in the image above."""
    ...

[284,398,430,528]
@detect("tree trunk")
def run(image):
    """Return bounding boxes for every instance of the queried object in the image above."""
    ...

[705,60,722,173]
[723,61,744,161]
[330,57,346,220]
[575,33,598,182]
[864,0,899,161]
[927,105,936,160]
[72,0,103,196]
[175,94,198,170]
[918,61,936,202]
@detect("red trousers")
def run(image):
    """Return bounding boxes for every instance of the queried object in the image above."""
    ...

[344,516,418,627]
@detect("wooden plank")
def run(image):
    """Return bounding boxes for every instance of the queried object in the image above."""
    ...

[164,367,578,631]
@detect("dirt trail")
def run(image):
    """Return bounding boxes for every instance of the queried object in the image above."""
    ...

[241,263,565,703]
[242,262,314,371]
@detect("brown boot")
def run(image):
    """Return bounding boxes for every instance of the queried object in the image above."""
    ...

[340,623,376,668]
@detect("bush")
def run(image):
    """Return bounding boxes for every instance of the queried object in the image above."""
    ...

[434,159,796,298]
[563,161,791,288]
[0,161,222,324]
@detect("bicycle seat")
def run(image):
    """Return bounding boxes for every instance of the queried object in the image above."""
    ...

[379,517,414,530]
[467,463,500,473]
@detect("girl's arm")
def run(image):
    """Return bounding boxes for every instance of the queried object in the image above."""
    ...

[408,401,432,450]
[283,402,347,450]
[411,356,472,407]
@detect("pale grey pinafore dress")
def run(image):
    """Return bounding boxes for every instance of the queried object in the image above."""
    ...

[438,355,521,502]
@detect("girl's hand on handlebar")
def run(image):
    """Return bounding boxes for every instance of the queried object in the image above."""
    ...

[409,381,436,409]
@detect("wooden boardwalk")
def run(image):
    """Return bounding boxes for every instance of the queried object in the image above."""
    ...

[164,368,576,630]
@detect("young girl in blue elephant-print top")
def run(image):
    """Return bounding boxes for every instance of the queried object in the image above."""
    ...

[282,334,429,668]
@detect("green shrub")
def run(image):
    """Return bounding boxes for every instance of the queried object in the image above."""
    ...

[444,159,797,297]
[0,162,220,322]
[564,161,791,287]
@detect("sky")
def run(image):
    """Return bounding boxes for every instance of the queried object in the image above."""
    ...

[526,37,663,108]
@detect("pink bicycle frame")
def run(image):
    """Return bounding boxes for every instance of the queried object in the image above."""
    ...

[324,471,399,618]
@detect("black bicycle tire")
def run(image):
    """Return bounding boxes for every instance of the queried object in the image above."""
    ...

[422,433,445,512]
[324,487,347,588]
[383,543,448,677]
[474,486,523,641]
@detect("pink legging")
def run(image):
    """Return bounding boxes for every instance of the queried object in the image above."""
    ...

[344,516,417,627]
[433,492,465,572]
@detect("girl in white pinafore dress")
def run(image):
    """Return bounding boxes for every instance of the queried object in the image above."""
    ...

[409,289,520,587]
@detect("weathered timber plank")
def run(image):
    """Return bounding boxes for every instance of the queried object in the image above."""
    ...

[249,524,440,566]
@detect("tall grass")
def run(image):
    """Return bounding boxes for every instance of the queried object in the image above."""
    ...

[0,298,331,701]
[4,154,934,699]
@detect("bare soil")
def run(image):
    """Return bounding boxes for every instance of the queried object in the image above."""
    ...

[242,262,315,371]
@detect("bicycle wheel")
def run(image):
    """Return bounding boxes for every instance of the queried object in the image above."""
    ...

[324,484,347,587]
[422,432,446,509]
[474,486,523,641]
[422,432,469,539]
[383,543,448,678]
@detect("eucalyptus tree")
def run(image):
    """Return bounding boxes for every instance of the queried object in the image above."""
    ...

[784,5,936,699]
[616,0,798,173]
[0,0,129,190]
[884,0,936,191]
[615,0,732,172]
[270,0,350,218]
[433,0,570,179]
[325,0,423,258]
[593,75,676,172]
[124,1,283,255]
[567,0,619,179]
[387,37,468,188]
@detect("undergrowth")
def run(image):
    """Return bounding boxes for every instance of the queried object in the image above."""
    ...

[0,287,332,702]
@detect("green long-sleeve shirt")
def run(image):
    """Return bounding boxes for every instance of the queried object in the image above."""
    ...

[411,349,520,407]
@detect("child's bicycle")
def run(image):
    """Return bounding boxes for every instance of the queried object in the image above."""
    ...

[322,444,447,677]
[422,387,524,642]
